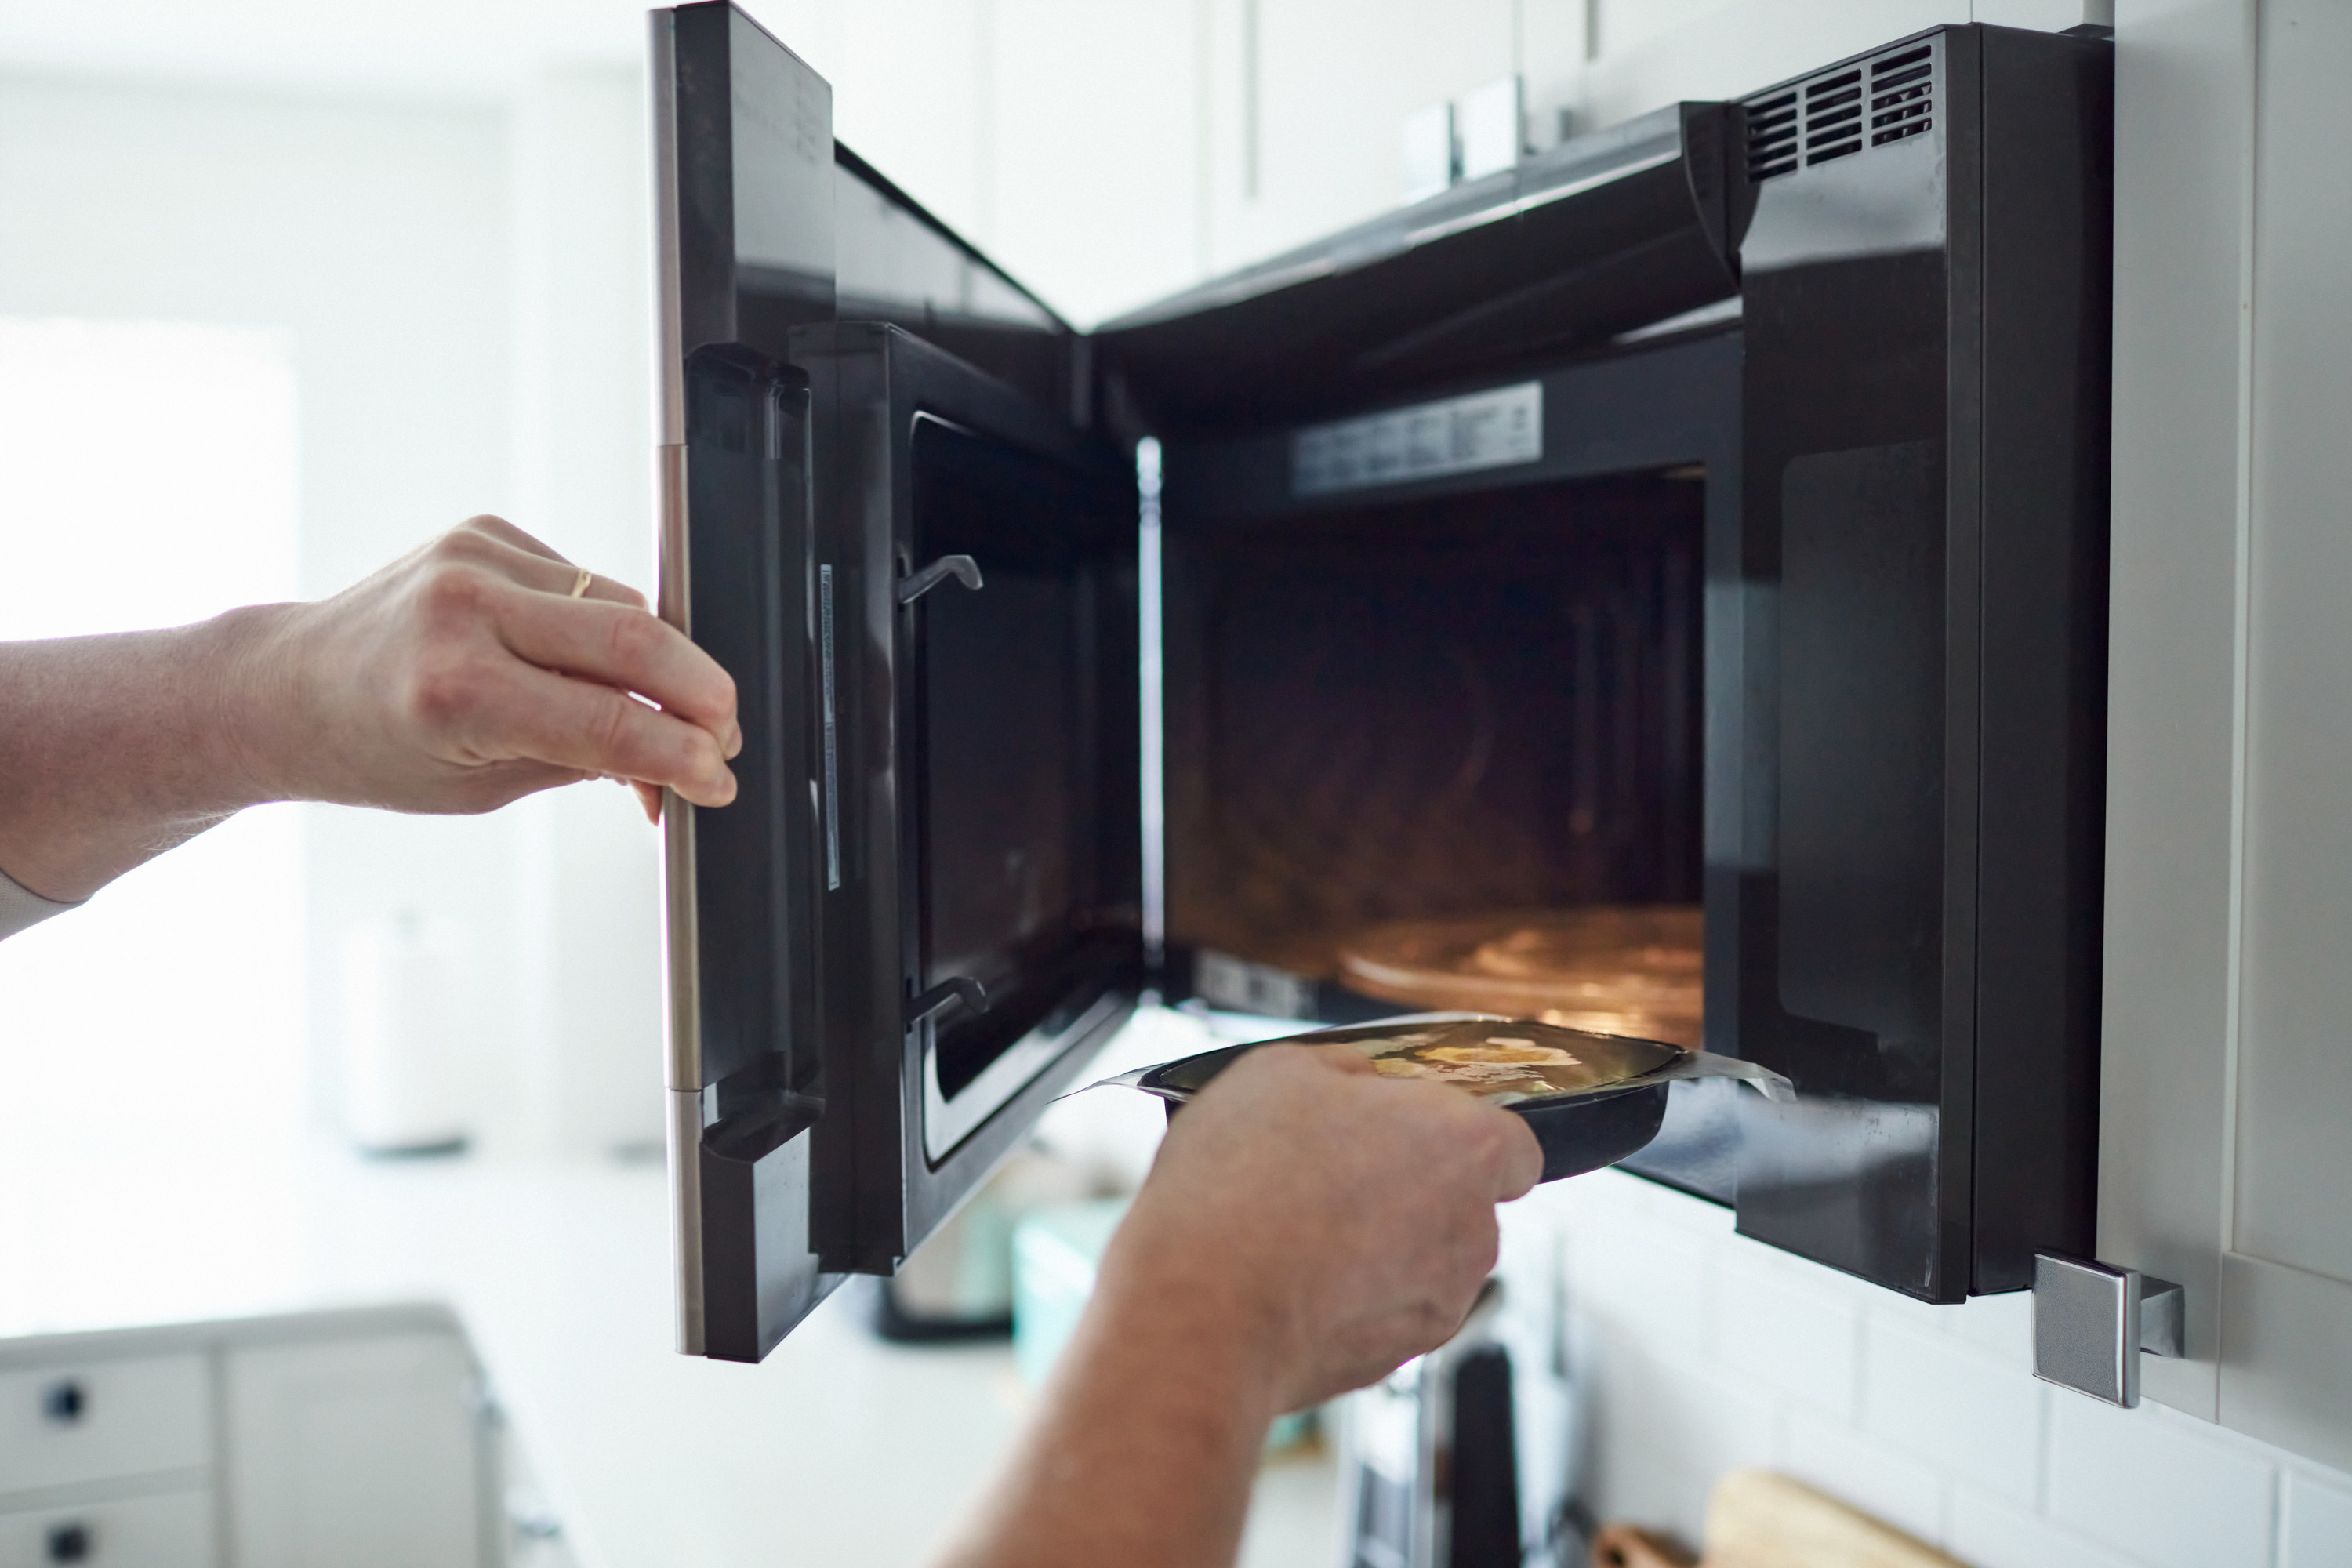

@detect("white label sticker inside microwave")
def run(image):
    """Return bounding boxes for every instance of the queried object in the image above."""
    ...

[1291,380,1543,497]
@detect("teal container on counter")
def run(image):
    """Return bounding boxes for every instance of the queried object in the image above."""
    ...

[1011,1198,1130,1390]
[1011,1196,1318,1454]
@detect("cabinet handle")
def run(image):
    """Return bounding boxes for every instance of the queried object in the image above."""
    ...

[2032,1251,2186,1408]
[45,1522,92,1563]
[39,1379,86,1425]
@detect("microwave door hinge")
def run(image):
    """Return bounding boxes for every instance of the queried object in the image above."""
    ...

[908,976,989,1028]
[897,554,984,605]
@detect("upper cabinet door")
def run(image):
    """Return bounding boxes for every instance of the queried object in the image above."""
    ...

[2104,0,2352,1472]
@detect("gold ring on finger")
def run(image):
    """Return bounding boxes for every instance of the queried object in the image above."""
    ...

[568,566,593,599]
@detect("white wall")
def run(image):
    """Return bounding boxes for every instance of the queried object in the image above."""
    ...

[503,67,670,1160]
[0,65,684,1162]
[0,71,532,1143]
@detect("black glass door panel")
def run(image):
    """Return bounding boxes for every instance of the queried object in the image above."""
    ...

[914,416,1094,1095]
[795,321,1141,1273]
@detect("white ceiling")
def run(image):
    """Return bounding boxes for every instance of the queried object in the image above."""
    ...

[0,0,682,97]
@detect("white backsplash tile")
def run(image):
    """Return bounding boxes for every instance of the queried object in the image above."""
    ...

[1560,1207,1712,1349]
[1583,1341,1777,1544]
[1943,1288,2038,1366]
[1861,1316,2045,1506]
[1711,1246,1861,1419]
[1947,1489,2142,1568]
[1778,1407,1948,1546]
[2281,1468,2352,1568]
[2045,1393,2276,1568]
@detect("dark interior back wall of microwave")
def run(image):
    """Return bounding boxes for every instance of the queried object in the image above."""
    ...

[1160,470,1704,974]
[1162,330,1744,1001]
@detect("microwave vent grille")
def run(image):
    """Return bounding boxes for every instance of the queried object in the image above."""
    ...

[1746,41,1934,183]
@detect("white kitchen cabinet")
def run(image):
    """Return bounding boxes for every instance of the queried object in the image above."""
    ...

[0,1309,494,1568]
[0,1355,209,1498]
[1209,0,1519,270]
[223,1330,488,1568]
[0,1491,213,1568]
[0,1343,214,1568]
[2100,0,2352,1473]
[985,0,1210,327]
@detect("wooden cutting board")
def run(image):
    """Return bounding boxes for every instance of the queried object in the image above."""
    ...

[1592,1469,1966,1568]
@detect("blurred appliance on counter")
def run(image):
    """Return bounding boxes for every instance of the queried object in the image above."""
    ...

[868,1145,1097,1341]
[1008,1196,1127,1389]
[1007,1192,1318,1453]
[336,911,476,1156]
[1340,1274,1581,1568]
[652,5,2112,1359]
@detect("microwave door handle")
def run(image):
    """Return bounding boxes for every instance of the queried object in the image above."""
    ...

[908,975,989,1028]
[896,554,984,605]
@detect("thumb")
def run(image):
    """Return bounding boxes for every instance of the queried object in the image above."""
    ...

[1489,1109,1544,1200]
[1301,1042,1377,1076]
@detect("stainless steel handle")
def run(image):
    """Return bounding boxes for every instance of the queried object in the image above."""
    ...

[2032,1251,2184,1408]
[896,554,983,605]
[908,976,989,1028]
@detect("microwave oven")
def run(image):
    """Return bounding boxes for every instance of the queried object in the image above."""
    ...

[652,3,2113,1362]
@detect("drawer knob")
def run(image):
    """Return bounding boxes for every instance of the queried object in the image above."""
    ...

[39,1379,85,1425]
[45,1523,92,1563]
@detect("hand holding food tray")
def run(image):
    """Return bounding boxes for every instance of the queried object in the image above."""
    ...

[1097,1015,1792,1183]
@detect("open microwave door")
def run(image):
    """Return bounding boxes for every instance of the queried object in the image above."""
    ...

[793,322,1142,1285]
[654,1,1140,1363]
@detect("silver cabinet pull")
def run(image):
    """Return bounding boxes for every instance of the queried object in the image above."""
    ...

[896,554,983,605]
[2032,1251,2185,1407]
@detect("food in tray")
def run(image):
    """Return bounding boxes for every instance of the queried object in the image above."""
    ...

[1327,1017,1682,1105]
[1332,906,1704,1048]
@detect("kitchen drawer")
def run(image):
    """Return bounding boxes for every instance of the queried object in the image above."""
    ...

[0,1357,209,1496]
[0,1489,213,1568]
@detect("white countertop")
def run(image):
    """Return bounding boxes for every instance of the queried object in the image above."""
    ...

[0,1013,1338,1568]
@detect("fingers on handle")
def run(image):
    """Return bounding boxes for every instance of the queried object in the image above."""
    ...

[452,660,737,807]
[492,582,738,743]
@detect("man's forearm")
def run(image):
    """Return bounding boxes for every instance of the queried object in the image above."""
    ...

[0,609,282,902]
[936,1252,1281,1568]
[0,517,746,908]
